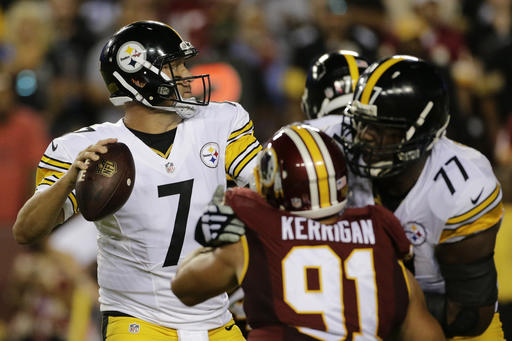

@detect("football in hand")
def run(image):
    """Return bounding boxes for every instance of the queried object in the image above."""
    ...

[75,142,135,221]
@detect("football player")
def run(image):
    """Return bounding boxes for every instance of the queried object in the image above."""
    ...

[13,21,261,340]
[300,50,375,210]
[341,55,505,339]
[172,124,445,341]
[301,50,368,130]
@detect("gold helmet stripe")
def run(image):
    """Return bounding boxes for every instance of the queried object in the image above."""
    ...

[308,127,338,205]
[289,126,330,208]
[360,57,405,104]
[283,127,320,208]
[343,53,360,92]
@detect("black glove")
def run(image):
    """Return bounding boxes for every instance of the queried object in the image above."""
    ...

[195,185,246,247]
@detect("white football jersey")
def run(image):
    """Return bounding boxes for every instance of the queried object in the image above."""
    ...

[35,102,261,329]
[387,137,503,292]
[306,115,375,208]
[304,115,345,132]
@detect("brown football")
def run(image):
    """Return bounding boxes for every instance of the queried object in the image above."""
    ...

[75,142,135,221]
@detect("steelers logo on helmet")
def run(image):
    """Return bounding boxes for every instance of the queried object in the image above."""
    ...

[117,41,146,73]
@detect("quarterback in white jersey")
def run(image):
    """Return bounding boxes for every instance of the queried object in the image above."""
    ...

[13,21,259,340]
[343,55,505,340]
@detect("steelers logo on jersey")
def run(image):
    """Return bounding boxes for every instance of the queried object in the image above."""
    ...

[117,41,146,73]
[200,142,220,168]
[403,221,426,245]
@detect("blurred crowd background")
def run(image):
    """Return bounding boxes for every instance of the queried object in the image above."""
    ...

[1,0,512,340]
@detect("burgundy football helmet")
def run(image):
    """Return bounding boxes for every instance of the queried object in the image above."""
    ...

[254,124,349,219]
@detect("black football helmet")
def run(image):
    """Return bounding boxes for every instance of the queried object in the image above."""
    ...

[342,55,450,178]
[100,20,210,119]
[254,124,348,219]
[301,50,368,120]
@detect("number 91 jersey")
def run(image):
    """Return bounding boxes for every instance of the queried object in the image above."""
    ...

[226,188,412,341]
[35,102,261,329]
[391,136,504,293]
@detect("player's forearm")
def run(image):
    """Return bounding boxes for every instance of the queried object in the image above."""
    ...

[13,173,75,244]
[425,291,495,337]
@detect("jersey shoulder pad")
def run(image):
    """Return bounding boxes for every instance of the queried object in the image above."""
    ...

[304,115,344,133]
[226,188,275,229]
[427,139,503,241]
[226,187,264,210]
[41,121,121,169]
[370,205,412,259]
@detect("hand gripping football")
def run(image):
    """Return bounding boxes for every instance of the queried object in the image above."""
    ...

[75,142,135,221]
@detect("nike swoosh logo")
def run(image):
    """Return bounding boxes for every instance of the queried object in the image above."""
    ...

[471,188,484,205]
[51,141,58,151]
[225,323,236,331]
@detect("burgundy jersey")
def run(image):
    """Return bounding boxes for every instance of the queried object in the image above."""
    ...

[225,188,412,341]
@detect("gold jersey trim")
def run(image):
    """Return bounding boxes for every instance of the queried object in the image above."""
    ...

[228,120,254,143]
[446,184,501,225]
[440,202,504,243]
[238,235,249,285]
[40,154,72,171]
[225,135,261,177]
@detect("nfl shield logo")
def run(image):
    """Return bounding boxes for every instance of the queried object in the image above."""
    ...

[165,162,175,174]
[291,197,302,209]
[129,323,140,334]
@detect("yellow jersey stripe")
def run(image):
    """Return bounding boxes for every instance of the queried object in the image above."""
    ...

[36,168,64,187]
[447,184,501,225]
[150,144,173,159]
[440,202,504,243]
[398,260,412,298]
[69,191,78,213]
[360,57,405,104]
[41,155,72,170]
[233,145,262,178]
[238,235,250,285]
[225,135,259,173]
[344,54,359,91]
[228,120,253,142]
[291,126,330,207]
[40,179,56,186]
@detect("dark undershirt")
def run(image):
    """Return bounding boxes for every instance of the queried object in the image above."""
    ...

[128,127,177,155]
[374,186,405,213]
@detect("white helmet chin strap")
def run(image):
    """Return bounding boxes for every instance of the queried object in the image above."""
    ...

[112,71,199,119]
[152,101,198,119]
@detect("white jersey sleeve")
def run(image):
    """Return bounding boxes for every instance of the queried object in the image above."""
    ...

[224,102,262,186]
[36,126,107,221]
[394,137,503,292]
[306,115,375,208]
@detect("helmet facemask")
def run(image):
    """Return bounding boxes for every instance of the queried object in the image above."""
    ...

[113,54,211,119]
[343,101,449,178]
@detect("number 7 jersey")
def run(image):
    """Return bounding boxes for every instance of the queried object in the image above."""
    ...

[35,102,261,329]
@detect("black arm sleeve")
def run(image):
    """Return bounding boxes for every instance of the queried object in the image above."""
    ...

[425,254,497,337]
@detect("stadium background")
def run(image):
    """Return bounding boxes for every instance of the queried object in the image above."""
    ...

[0,0,511,339]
